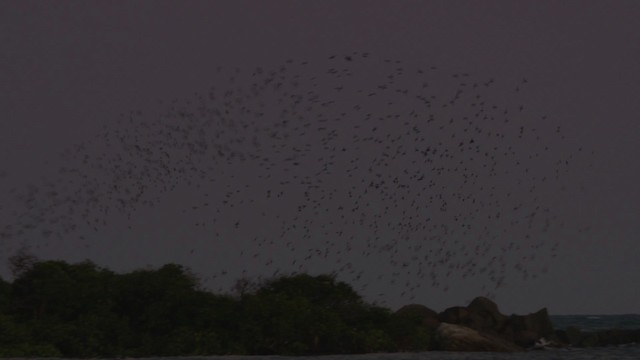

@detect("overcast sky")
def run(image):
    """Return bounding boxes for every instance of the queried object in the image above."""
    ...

[1,1,639,315]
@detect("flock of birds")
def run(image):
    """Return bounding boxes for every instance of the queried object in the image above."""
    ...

[0,52,592,304]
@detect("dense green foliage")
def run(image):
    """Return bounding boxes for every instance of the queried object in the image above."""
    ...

[0,259,436,357]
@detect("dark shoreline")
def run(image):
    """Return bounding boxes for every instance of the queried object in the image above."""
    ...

[1,259,638,357]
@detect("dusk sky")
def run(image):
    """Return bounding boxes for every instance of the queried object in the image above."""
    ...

[1,1,639,315]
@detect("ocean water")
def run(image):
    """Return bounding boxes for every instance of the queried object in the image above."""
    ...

[550,314,640,332]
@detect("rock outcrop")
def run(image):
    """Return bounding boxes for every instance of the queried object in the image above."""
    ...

[419,297,639,351]
[435,296,556,349]
[503,308,555,347]
[434,323,523,352]
[467,296,508,333]
[438,306,472,327]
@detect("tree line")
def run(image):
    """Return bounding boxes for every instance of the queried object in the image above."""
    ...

[0,252,434,357]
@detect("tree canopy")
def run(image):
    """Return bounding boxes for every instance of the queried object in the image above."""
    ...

[0,259,435,357]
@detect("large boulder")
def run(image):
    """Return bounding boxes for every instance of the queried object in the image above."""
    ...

[467,296,508,333]
[503,308,554,347]
[523,308,554,337]
[434,323,523,352]
[438,306,472,326]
